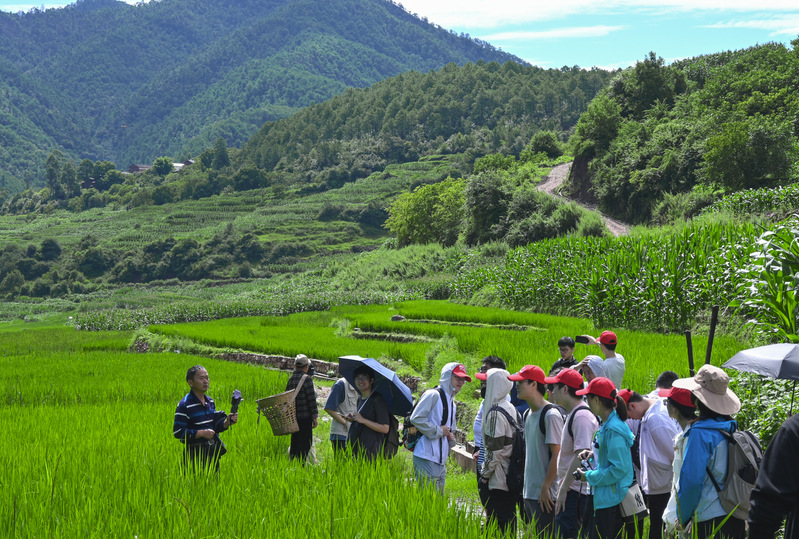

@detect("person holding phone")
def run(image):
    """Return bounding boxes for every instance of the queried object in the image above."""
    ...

[576,331,625,389]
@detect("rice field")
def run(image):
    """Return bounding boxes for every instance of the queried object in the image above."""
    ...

[1,326,488,538]
[147,301,744,395]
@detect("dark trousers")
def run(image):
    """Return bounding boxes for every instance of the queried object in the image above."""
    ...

[523,498,556,537]
[588,505,624,539]
[290,417,313,461]
[183,440,224,473]
[331,438,348,454]
[555,490,590,539]
[645,492,670,539]
[696,516,745,539]
[477,474,491,508]
[485,488,517,536]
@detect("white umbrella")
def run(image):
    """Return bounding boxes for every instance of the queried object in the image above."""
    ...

[723,343,799,414]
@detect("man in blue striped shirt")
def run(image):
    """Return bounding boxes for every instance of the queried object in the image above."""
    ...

[173,365,238,472]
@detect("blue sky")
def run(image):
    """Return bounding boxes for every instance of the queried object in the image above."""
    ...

[1,0,798,69]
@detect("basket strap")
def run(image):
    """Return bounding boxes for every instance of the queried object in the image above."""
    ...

[291,374,308,402]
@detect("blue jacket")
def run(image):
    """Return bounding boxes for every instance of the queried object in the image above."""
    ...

[676,417,736,526]
[585,409,635,509]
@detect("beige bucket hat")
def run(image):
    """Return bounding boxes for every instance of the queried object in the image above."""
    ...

[672,364,740,415]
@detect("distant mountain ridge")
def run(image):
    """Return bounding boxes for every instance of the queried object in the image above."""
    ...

[0,0,521,189]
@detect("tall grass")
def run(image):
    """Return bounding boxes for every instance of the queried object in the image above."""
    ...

[1,329,487,537]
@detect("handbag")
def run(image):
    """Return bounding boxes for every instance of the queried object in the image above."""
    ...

[620,482,649,522]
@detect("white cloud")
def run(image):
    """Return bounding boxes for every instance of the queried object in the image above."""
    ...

[483,25,625,41]
[702,14,799,36]
[398,0,799,29]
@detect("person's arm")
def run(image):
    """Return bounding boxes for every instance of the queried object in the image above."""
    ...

[676,429,714,526]
[540,444,561,511]
[324,381,349,427]
[482,408,512,480]
[173,401,194,442]
[748,418,799,539]
[585,429,630,487]
[410,390,443,439]
[355,395,390,434]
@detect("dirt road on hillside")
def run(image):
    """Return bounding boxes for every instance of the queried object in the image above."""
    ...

[538,162,630,237]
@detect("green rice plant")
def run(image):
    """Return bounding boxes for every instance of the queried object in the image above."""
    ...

[0,328,489,538]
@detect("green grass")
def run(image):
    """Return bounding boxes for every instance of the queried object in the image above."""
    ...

[0,326,489,538]
[146,301,744,395]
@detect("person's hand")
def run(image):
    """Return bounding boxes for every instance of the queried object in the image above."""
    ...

[539,485,554,512]
[441,425,451,438]
[446,431,456,443]
[354,412,364,424]
[312,417,318,429]
[583,335,598,346]
[554,486,567,515]
[472,450,479,462]
[578,449,591,461]
[197,429,215,440]
[228,413,238,425]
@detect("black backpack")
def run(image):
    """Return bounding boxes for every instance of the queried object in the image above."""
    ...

[523,403,567,460]
[489,405,526,498]
[567,405,592,439]
[382,414,400,458]
[402,387,447,451]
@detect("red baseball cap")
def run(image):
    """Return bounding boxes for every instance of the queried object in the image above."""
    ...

[544,368,585,389]
[618,388,633,405]
[451,364,472,382]
[598,331,617,346]
[576,377,617,399]
[508,365,546,383]
[659,387,695,408]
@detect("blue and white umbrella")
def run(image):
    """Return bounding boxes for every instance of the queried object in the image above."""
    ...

[338,355,414,416]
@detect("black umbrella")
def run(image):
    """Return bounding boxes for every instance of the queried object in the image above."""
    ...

[338,355,414,416]
[723,343,799,414]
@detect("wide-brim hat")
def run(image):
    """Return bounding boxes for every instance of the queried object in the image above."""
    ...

[672,364,740,415]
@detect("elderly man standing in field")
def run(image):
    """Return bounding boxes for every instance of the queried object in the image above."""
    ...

[173,365,238,472]
[287,354,318,462]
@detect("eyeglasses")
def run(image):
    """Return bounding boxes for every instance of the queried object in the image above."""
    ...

[354,375,370,382]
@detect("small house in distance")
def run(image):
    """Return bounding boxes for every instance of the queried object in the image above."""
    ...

[128,164,151,174]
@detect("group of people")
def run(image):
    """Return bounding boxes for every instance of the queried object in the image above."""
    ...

[172,334,799,539]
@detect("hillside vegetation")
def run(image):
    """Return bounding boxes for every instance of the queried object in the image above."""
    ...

[0,0,519,189]
[567,43,799,224]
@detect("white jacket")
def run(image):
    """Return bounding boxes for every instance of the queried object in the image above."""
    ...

[410,362,459,466]
[481,368,516,492]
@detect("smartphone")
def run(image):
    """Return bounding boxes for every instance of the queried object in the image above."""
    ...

[575,335,589,344]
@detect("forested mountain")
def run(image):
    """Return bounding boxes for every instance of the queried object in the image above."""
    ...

[239,61,613,189]
[0,0,519,191]
[567,43,799,223]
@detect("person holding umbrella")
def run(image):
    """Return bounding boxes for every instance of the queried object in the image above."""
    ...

[347,365,390,460]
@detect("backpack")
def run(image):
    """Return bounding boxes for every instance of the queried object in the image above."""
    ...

[706,428,763,520]
[402,387,447,452]
[382,414,400,459]
[567,405,591,439]
[524,403,567,460]
[489,405,526,498]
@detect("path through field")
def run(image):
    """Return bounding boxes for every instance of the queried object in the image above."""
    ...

[538,162,630,236]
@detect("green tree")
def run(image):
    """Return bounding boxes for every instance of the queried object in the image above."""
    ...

[212,138,231,170]
[527,131,562,159]
[463,172,511,245]
[385,178,466,247]
[152,157,174,176]
[0,269,24,297]
[232,164,268,191]
[39,239,62,261]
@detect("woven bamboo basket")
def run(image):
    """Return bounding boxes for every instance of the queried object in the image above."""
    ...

[256,389,300,436]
